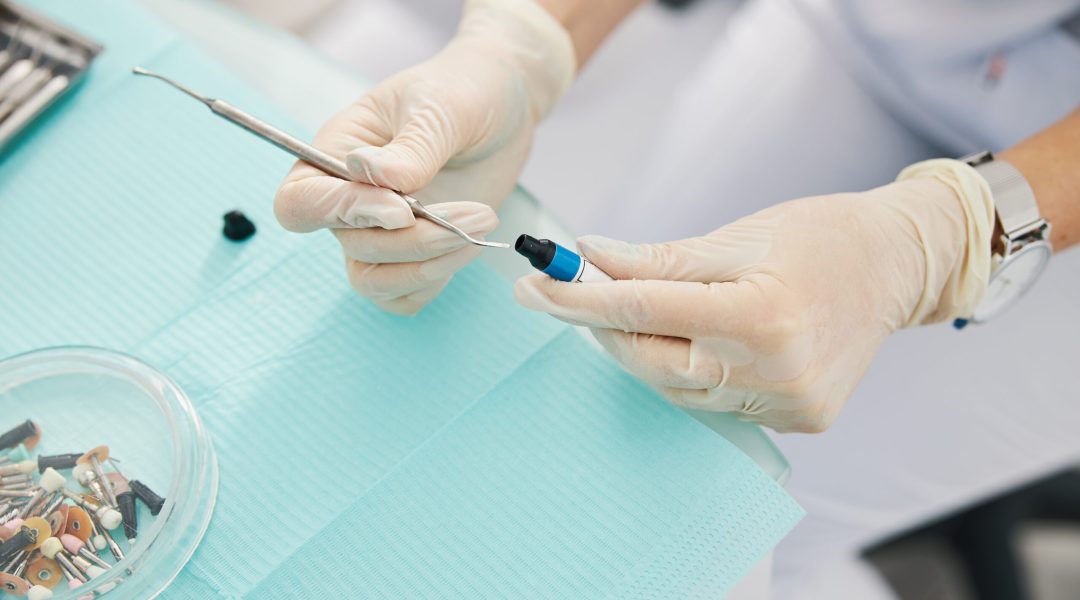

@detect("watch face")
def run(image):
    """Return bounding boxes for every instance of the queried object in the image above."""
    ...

[973,242,1052,322]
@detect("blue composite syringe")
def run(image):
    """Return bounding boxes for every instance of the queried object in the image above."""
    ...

[515,234,613,283]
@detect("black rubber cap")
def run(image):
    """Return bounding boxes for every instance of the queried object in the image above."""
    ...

[37,453,84,472]
[0,527,35,558]
[118,491,138,541]
[223,210,256,242]
[514,234,556,271]
[130,480,165,516]
[0,420,36,450]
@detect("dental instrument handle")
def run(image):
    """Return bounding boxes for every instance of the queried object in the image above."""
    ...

[130,68,508,249]
[211,102,508,248]
[0,59,34,101]
[0,75,68,144]
[209,100,351,180]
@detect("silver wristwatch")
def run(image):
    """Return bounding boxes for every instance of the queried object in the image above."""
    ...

[954,151,1052,328]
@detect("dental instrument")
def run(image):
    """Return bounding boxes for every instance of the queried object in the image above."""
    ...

[0,3,102,153]
[0,73,68,142]
[131,67,511,250]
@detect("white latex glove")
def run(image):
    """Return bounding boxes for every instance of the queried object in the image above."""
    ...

[274,0,575,314]
[516,160,995,433]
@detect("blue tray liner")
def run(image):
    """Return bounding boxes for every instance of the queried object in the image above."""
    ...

[0,2,804,597]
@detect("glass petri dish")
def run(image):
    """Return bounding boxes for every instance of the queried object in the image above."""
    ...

[0,346,217,599]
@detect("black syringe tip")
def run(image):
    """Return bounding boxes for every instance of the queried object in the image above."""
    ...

[129,480,166,515]
[37,453,84,472]
[514,234,534,254]
[515,234,556,270]
[117,491,138,541]
[223,210,256,242]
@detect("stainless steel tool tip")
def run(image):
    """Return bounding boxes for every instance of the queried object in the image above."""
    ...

[131,67,212,106]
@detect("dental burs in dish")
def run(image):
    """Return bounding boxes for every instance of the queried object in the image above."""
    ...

[0,418,169,596]
[131,68,512,250]
[0,2,103,153]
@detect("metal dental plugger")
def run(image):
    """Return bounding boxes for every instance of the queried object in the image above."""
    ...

[131,67,510,249]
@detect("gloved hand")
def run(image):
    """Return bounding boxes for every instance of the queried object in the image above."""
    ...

[516,160,995,432]
[274,0,575,314]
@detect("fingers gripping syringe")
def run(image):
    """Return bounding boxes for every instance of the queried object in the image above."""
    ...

[131,67,509,250]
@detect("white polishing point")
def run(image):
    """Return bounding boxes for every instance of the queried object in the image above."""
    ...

[97,508,122,530]
[39,467,66,492]
[92,535,107,551]
[27,585,53,600]
[85,565,107,579]
[16,460,36,474]
[41,536,62,559]
[72,463,93,486]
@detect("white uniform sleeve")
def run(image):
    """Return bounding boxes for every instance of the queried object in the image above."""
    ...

[793,0,1080,152]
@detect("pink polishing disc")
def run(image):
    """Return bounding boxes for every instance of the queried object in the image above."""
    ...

[4,519,23,531]
[60,534,83,554]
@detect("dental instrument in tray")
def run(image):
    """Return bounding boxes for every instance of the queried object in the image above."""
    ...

[0,1,103,152]
[132,68,511,250]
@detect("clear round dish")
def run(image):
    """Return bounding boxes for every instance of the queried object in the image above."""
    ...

[0,346,217,599]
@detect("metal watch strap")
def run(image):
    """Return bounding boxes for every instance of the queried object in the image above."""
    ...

[954,152,1050,329]
[966,152,1043,240]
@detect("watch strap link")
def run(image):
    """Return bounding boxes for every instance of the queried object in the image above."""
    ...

[973,159,1042,238]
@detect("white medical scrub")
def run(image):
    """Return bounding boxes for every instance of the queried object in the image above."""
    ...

[594,0,1080,597]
